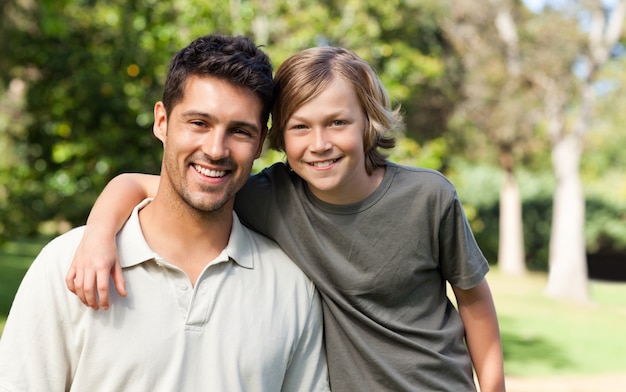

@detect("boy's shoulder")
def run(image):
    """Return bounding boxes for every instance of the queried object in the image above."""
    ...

[387,162,456,191]
[234,216,314,284]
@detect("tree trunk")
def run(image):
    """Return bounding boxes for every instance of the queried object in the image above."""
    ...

[497,146,526,276]
[545,134,589,303]
[498,169,526,275]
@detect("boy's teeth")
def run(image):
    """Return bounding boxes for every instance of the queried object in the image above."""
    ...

[194,165,226,177]
[311,159,335,168]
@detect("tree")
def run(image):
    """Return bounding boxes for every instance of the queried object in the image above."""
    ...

[543,0,626,302]
[443,1,626,301]
[443,0,545,276]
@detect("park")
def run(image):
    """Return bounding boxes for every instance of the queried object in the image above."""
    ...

[1,0,625,390]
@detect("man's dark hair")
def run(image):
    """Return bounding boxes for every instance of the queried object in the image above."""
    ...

[162,34,274,125]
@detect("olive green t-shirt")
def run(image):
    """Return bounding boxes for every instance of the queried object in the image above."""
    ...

[235,162,488,391]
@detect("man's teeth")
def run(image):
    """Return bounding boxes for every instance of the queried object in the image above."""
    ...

[194,165,226,177]
[310,159,336,168]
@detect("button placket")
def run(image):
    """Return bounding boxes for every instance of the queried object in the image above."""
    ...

[185,265,219,330]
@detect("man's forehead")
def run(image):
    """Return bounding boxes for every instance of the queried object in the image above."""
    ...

[176,75,264,123]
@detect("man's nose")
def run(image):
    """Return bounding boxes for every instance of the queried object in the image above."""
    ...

[202,129,229,160]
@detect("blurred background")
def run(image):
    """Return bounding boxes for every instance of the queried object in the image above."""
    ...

[1,0,625,389]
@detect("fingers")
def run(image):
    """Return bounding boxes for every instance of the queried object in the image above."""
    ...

[68,265,118,311]
[66,266,99,311]
[65,266,77,293]
[66,266,96,309]
[111,260,127,298]
[72,267,100,310]
[96,270,112,310]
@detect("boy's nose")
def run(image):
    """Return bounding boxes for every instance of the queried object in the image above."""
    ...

[310,128,332,152]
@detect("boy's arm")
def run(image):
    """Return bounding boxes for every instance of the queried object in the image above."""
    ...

[65,173,159,310]
[453,279,506,392]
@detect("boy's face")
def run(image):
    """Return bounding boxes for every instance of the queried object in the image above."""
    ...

[154,75,266,213]
[283,77,379,204]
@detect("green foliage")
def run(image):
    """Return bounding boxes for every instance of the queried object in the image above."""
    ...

[585,188,626,253]
[388,135,448,170]
[252,148,285,174]
[0,0,451,237]
[0,0,185,236]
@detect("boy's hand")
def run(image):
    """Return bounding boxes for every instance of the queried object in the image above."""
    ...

[65,228,126,310]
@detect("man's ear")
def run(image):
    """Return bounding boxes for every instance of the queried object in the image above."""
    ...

[153,101,168,143]
[255,127,268,159]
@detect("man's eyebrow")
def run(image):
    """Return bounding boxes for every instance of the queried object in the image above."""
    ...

[180,110,216,121]
[180,110,261,134]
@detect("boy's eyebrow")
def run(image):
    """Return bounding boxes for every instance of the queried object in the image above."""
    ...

[288,109,350,122]
[180,110,261,134]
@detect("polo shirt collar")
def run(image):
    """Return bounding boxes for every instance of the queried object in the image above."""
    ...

[116,199,255,270]
[117,199,157,268]
[222,211,255,269]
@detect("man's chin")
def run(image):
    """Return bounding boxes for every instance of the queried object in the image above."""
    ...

[183,193,233,214]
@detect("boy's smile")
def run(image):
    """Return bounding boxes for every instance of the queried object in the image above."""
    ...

[284,77,383,205]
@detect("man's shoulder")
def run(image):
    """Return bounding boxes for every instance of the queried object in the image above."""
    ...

[38,226,85,258]
[13,227,86,296]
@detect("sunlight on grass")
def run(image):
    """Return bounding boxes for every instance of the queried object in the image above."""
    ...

[488,269,626,377]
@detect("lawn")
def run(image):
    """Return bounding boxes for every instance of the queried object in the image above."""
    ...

[1,238,626,378]
[488,269,626,377]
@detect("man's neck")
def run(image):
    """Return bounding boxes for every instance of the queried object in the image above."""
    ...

[138,196,233,286]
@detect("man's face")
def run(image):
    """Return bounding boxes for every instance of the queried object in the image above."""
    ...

[153,75,266,214]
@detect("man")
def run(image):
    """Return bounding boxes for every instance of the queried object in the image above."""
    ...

[0,34,329,391]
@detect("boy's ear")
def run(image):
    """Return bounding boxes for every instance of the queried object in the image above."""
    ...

[153,101,167,143]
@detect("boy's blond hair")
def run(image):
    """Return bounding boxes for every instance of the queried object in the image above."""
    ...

[269,47,403,174]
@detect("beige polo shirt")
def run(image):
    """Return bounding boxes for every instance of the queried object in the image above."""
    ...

[0,199,329,391]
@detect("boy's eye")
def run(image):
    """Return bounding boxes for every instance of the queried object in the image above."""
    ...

[331,120,346,126]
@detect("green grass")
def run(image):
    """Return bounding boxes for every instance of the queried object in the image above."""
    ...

[0,238,44,333]
[488,269,626,377]
[1,238,626,378]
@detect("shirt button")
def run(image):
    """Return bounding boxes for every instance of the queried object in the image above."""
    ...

[179,284,189,291]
